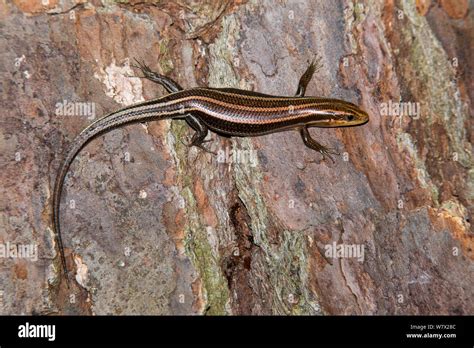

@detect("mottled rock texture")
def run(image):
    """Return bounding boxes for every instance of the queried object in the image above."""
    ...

[0,0,472,315]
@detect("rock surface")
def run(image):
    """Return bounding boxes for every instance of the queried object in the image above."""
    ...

[0,0,472,314]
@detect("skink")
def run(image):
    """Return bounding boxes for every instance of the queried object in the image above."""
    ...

[52,58,369,285]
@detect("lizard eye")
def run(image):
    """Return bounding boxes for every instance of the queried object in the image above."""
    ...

[346,115,355,121]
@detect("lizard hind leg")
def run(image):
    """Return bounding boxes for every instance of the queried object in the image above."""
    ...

[182,114,216,154]
[130,58,183,93]
[130,58,187,126]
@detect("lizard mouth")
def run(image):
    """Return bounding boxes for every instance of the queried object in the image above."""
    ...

[312,117,369,128]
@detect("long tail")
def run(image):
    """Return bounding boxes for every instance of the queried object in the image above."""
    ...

[52,96,195,285]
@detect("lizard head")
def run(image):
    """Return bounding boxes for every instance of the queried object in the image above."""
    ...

[305,100,369,128]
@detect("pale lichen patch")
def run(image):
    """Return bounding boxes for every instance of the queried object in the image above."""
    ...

[396,132,439,204]
[93,59,144,106]
[74,254,89,287]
